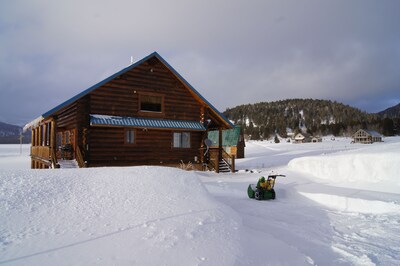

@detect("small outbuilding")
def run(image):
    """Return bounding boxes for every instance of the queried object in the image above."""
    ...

[293,133,311,143]
[352,129,383,144]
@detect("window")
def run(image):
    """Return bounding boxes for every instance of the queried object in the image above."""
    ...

[125,129,135,144]
[140,94,163,112]
[173,132,190,148]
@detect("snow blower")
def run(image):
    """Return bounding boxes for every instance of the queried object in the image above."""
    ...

[247,174,285,200]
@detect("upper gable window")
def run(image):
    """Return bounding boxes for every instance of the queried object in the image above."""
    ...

[140,94,163,113]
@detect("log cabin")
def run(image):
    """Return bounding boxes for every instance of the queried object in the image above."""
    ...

[24,52,234,172]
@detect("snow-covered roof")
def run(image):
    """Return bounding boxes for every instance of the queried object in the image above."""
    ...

[90,114,206,131]
[294,133,305,140]
[22,116,43,132]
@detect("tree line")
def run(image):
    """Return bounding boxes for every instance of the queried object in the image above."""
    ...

[223,99,399,140]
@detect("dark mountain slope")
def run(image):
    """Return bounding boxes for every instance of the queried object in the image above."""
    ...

[223,99,383,139]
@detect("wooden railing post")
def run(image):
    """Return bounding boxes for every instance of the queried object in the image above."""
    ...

[76,146,86,168]
[218,128,222,162]
[231,155,235,173]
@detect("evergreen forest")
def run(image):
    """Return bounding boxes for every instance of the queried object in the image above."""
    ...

[223,99,400,140]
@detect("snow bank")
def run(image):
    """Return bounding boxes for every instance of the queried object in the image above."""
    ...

[300,192,400,214]
[288,141,400,194]
[0,167,241,265]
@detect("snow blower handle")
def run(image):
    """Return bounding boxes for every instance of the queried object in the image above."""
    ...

[268,174,286,178]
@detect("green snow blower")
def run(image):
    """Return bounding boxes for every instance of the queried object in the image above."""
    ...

[247,174,285,200]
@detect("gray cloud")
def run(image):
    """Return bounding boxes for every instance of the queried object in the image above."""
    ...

[1,0,399,125]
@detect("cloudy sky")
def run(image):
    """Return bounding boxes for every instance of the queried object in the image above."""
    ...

[1,0,399,125]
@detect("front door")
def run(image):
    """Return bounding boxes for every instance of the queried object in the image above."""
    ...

[57,129,77,160]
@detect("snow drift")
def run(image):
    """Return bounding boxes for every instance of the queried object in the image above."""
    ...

[288,141,400,194]
[0,167,241,265]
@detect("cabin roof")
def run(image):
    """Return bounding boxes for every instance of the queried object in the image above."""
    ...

[90,114,206,131]
[25,51,233,130]
[207,126,241,146]
[364,130,382,137]
[355,129,382,137]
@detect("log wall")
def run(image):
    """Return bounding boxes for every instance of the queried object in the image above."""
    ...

[88,127,202,167]
[89,58,202,121]
[47,56,224,168]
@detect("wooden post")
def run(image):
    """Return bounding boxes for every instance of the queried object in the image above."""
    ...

[231,155,235,173]
[31,128,35,146]
[43,123,48,146]
[50,119,57,150]
[217,128,222,173]
[38,125,42,146]
[50,119,57,168]
[199,105,205,167]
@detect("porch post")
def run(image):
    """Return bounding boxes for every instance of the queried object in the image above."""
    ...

[231,155,235,173]
[217,127,222,173]
[200,106,205,167]
[31,128,35,169]
[50,118,57,150]
[38,125,42,146]
[50,118,58,168]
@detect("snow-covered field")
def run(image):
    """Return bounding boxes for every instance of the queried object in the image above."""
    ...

[1,138,399,265]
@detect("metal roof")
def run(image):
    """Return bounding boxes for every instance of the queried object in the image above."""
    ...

[362,129,382,137]
[90,114,206,131]
[26,52,233,129]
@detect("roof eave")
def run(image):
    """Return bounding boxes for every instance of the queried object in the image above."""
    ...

[29,51,233,129]
[41,52,160,119]
[154,53,234,129]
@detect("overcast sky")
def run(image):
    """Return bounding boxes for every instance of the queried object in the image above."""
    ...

[1,0,400,125]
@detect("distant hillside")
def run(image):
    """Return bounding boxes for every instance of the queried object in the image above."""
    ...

[223,99,398,139]
[0,122,30,144]
[378,103,400,119]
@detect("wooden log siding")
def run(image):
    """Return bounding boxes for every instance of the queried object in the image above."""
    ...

[89,60,201,121]
[88,127,202,167]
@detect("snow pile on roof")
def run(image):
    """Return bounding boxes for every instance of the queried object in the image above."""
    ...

[288,141,400,193]
[0,167,241,265]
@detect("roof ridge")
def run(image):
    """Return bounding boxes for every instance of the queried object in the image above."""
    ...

[26,52,233,129]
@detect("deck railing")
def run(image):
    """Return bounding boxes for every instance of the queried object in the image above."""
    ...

[50,148,58,168]
[76,145,86,168]
[31,146,50,159]
[209,147,235,173]
[222,149,235,173]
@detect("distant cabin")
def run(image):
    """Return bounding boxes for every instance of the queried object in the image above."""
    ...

[352,129,383,144]
[293,133,309,143]
[24,52,235,173]
[294,133,321,144]
[208,126,245,159]
[311,136,322,143]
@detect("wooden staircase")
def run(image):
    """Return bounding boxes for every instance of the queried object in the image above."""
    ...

[209,148,235,173]
[218,159,232,173]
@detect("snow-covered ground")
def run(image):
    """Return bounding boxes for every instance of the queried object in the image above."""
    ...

[1,138,399,265]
